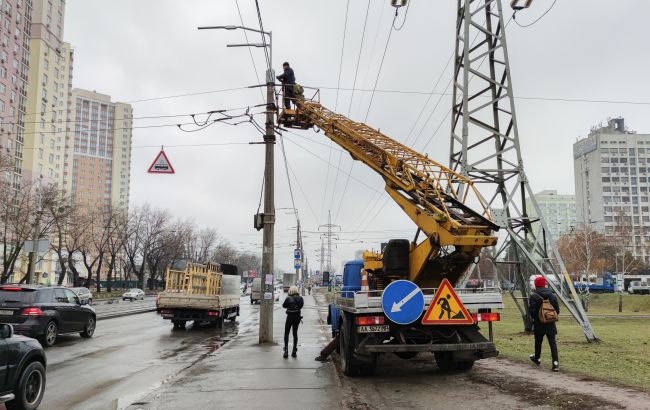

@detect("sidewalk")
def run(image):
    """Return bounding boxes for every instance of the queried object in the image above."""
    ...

[127,294,338,410]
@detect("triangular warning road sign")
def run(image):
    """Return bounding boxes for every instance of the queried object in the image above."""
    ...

[147,149,175,174]
[422,278,474,325]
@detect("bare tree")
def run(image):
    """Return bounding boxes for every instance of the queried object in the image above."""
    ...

[40,187,76,286]
[557,225,610,279]
[105,207,129,292]
[123,205,171,290]
[0,182,44,283]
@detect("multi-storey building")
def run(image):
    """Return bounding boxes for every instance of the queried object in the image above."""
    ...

[68,88,132,212]
[525,190,576,240]
[22,0,72,186]
[574,117,650,263]
[0,0,33,191]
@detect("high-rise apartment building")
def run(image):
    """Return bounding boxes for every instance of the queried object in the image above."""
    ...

[525,190,576,240]
[574,117,650,262]
[0,0,33,191]
[68,88,132,212]
[22,0,72,186]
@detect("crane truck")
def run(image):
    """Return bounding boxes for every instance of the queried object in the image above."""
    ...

[157,261,241,329]
[279,90,504,376]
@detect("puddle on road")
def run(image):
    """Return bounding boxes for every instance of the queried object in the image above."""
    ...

[156,320,240,361]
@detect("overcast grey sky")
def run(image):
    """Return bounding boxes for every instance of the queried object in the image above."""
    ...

[65,0,650,273]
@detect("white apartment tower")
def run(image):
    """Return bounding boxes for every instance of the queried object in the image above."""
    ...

[525,190,576,240]
[573,118,650,263]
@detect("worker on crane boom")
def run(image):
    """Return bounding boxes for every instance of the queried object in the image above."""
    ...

[276,62,296,109]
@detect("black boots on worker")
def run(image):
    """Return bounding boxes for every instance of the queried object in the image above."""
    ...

[283,346,297,358]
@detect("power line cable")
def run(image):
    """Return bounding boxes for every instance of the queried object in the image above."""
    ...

[334,8,400,224]
[282,134,383,194]
[512,0,558,28]
[254,0,271,68]
[347,0,372,117]
[328,0,372,222]
[347,5,490,238]
[235,0,265,102]
[392,1,410,31]
[278,132,299,224]
[353,1,386,117]
[322,0,351,224]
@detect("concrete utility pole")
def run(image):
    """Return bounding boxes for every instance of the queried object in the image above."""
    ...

[259,64,276,343]
[198,24,274,343]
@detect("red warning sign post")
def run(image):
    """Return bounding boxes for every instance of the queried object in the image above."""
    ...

[422,278,474,325]
[147,148,175,174]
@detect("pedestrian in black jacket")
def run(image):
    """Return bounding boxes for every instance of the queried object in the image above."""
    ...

[276,62,296,109]
[283,286,304,358]
[528,276,560,371]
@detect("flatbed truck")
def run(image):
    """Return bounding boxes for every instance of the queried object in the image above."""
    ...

[157,261,240,329]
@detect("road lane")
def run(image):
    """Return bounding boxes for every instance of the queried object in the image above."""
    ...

[36,296,255,410]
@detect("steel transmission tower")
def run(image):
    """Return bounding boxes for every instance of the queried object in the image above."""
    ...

[319,211,340,274]
[449,0,597,341]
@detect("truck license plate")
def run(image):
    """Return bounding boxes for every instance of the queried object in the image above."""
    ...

[162,314,174,319]
[357,325,389,333]
[0,309,13,316]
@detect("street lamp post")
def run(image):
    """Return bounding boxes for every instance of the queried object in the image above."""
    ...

[199,25,276,344]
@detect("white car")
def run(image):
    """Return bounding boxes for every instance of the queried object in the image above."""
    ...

[122,288,145,301]
[72,287,93,305]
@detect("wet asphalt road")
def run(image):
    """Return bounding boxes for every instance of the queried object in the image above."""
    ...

[34,296,255,410]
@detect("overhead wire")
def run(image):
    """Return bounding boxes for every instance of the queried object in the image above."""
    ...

[253,0,271,68]
[512,0,558,28]
[334,6,401,224]
[278,132,299,225]
[322,0,351,224]
[353,2,386,117]
[326,0,372,222]
[235,0,265,102]
[347,2,486,237]
[392,1,410,31]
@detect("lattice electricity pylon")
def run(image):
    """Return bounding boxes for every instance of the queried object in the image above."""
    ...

[449,0,597,341]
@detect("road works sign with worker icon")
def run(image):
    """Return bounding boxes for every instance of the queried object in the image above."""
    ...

[381,280,425,325]
[422,278,474,325]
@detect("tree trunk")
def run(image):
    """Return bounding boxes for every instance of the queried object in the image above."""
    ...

[67,257,80,287]
[107,254,116,293]
[95,254,104,293]
[56,252,67,286]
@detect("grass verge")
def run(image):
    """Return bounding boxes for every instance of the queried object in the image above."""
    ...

[493,295,650,391]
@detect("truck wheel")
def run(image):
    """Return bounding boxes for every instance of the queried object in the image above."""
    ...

[339,315,356,376]
[455,360,475,371]
[339,314,376,376]
[434,352,474,371]
[434,352,455,371]
[172,320,186,329]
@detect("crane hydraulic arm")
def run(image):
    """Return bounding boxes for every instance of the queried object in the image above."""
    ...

[280,97,499,287]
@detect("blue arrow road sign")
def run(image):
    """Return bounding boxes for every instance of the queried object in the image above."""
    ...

[381,280,425,325]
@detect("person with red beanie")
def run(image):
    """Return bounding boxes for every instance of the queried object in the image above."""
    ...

[528,275,561,371]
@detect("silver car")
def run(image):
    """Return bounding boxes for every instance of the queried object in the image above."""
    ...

[122,288,145,301]
[72,287,93,305]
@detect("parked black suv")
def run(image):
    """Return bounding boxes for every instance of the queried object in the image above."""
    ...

[0,323,46,410]
[0,285,96,347]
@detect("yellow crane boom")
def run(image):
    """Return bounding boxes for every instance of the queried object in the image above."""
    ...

[280,94,499,287]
